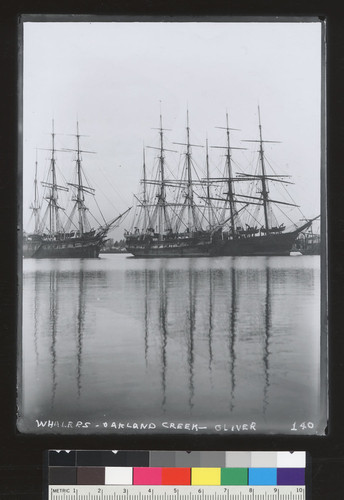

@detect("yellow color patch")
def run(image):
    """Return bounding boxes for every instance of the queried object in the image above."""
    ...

[191,468,221,485]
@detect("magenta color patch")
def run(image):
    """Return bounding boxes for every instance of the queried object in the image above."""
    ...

[133,467,162,485]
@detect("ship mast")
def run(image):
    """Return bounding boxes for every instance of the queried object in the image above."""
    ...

[76,122,84,234]
[218,112,238,234]
[173,110,203,232]
[158,112,166,238]
[146,112,175,238]
[257,106,270,233]
[65,122,96,236]
[30,149,40,233]
[239,106,298,232]
[41,120,68,235]
[142,146,148,230]
[211,113,244,236]
[224,112,236,233]
[50,123,58,233]
[33,150,40,231]
[186,110,194,231]
[205,137,213,227]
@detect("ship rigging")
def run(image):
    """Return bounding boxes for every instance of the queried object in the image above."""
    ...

[125,111,214,257]
[24,121,131,259]
[125,108,317,257]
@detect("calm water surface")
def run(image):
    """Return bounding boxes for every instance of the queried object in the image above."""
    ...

[19,254,325,434]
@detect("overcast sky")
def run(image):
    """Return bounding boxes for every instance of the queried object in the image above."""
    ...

[23,20,322,239]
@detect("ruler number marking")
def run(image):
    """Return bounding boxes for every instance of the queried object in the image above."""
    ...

[50,487,305,500]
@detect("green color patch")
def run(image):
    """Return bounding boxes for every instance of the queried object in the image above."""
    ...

[221,468,248,485]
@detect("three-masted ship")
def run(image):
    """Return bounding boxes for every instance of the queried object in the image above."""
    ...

[23,122,130,259]
[125,108,316,258]
[208,108,315,256]
[125,112,215,257]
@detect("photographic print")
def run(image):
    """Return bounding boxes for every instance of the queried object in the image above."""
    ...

[18,18,327,435]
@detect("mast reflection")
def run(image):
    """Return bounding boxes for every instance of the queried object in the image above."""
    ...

[33,271,40,364]
[144,269,149,366]
[159,266,168,411]
[263,265,271,414]
[76,268,86,399]
[35,265,106,409]
[129,259,275,418]
[228,265,237,411]
[49,269,58,408]
[187,266,196,411]
[208,268,214,373]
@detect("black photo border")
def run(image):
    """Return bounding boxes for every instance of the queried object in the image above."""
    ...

[0,1,343,498]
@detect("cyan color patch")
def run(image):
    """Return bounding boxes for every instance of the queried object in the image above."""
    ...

[248,468,277,485]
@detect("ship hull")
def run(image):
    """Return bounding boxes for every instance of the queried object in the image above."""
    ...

[212,228,307,257]
[125,234,213,258]
[126,225,312,258]
[23,235,104,259]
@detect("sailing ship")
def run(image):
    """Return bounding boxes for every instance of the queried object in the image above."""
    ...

[125,112,214,257]
[208,108,316,256]
[23,122,130,259]
[294,225,321,255]
[125,108,316,258]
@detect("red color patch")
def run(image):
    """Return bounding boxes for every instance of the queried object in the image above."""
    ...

[162,468,191,485]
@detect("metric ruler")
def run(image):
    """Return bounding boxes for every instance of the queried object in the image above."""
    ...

[48,485,305,500]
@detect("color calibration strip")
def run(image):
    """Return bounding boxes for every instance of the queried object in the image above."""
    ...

[48,451,306,486]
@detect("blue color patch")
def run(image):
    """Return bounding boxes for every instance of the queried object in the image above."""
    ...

[248,468,277,485]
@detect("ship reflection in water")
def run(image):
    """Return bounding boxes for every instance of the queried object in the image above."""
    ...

[21,255,323,434]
